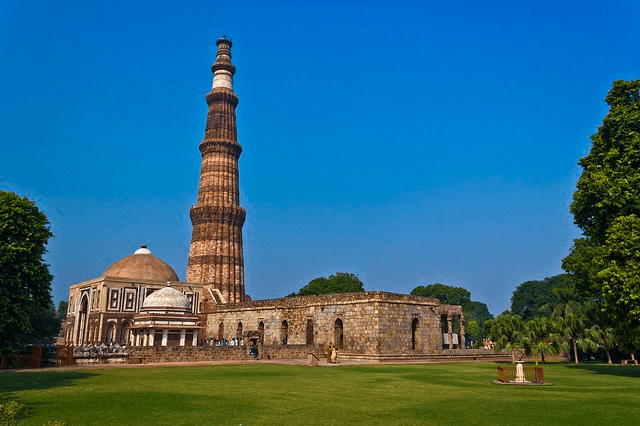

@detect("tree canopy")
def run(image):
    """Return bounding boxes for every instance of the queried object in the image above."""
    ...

[563,79,640,353]
[510,274,567,320]
[410,283,471,305]
[287,272,365,297]
[410,283,493,329]
[0,191,54,354]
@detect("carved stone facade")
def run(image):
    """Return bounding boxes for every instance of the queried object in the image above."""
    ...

[187,36,246,304]
[61,247,205,347]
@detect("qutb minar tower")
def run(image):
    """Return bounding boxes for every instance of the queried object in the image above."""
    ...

[187,35,246,303]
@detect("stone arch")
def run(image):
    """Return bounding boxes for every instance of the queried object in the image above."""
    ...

[411,317,419,350]
[258,321,264,345]
[280,320,288,344]
[306,319,314,345]
[218,321,224,342]
[237,322,243,340]
[105,323,115,343]
[334,318,344,349]
[77,294,89,345]
[120,320,132,345]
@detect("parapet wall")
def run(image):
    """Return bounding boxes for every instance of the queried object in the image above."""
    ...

[210,291,444,312]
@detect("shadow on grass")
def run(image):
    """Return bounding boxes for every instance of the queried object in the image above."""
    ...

[0,370,100,394]
[566,363,640,379]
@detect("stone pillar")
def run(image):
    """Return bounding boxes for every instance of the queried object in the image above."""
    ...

[180,330,186,346]
[447,316,453,350]
[459,315,466,349]
[192,331,198,346]
[148,329,155,347]
[162,330,168,347]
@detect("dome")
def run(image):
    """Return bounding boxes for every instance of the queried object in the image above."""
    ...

[141,284,191,314]
[103,245,179,282]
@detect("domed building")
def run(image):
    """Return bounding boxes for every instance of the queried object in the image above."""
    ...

[130,284,202,347]
[62,246,205,346]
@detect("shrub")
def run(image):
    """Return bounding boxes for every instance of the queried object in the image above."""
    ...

[0,400,28,425]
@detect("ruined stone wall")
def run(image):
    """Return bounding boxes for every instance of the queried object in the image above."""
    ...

[205,292,462,356]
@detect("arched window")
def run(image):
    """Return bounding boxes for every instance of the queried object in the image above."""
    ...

[237,322,243,340]
[334,318,344,349]
[258,321,264,345]
[306,319,314,345]
[280,320,288,344]
[411,318,419,350]
[218,321,224,342]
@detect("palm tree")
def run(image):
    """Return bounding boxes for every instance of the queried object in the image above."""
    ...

[487,313,525,363]
[524,317,564,363]
[590,325,617,364]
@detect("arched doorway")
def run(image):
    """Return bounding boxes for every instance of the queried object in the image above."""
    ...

[280,320,288,344]
[258,321,264,345]
[218,321,224,342]
[334,318,344,349]
[237,322,243,342]
[77,295,88,344]
[306,319,314,345]
[120,320,132,345]
[106,323,114,343]
[411,318,419,350]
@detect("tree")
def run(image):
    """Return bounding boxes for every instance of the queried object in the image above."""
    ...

[460,301,493,327]
[410,283,471,305]
[287,272,365,297]
[0,191,54,354]
[563,79,640,353]
[552,298,597,364]
[591,215,640,352]
[57,300,68,320]
[524,317,563,363]
[510,275,567,320]
[486,313,525,363]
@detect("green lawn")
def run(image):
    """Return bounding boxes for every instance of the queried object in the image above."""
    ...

[1,362,639,425]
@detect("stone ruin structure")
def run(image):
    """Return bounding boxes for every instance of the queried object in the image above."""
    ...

[59,36,508,364]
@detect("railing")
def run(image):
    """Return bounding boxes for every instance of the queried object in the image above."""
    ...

[0,346,44,369]
[497,364,544,383]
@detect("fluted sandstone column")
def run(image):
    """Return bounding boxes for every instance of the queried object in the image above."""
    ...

[187,36,246,303]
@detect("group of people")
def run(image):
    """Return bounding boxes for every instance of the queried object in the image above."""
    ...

[326,345,339,363]
[203,337,244,347]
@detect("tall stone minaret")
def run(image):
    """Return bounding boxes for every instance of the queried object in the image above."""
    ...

[187,35,246,304]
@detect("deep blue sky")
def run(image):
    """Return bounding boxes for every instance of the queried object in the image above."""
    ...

[1,1,638,315]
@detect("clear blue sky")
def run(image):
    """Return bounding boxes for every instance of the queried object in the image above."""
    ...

[1,1,638,315]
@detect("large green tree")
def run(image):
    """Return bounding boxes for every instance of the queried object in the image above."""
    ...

[510,275,567,320]
[0,191,54,354]
[410,283,471,305]
[563,79,640,353]
[287,272,365,297]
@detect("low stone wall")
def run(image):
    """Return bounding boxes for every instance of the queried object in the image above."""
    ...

[126,344,326,364]
[127,346,254,363]
[261,344,324,360]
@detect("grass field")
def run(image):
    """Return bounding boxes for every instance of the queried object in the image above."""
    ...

[2,362,640,425]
